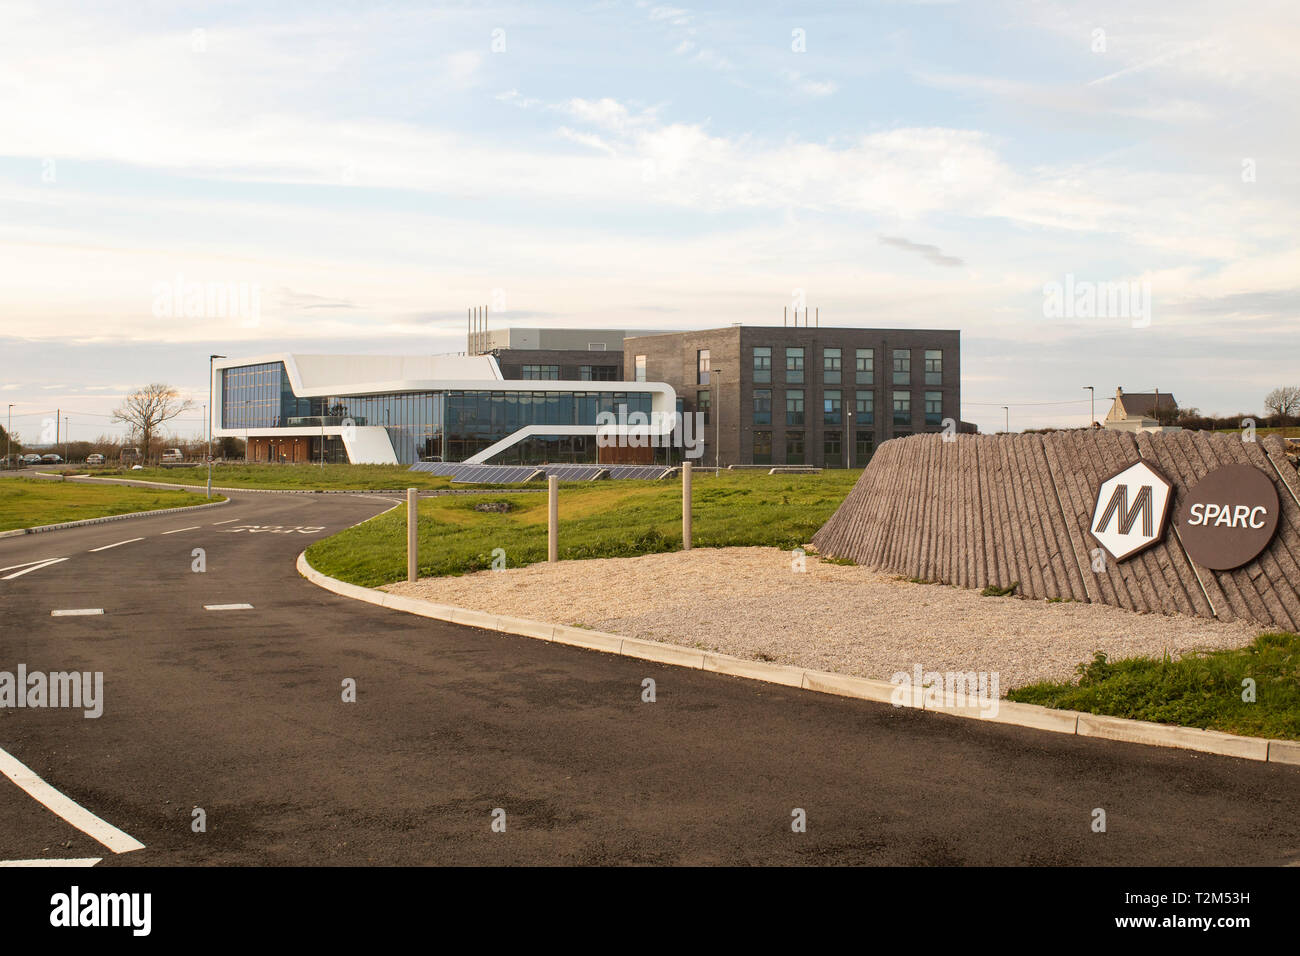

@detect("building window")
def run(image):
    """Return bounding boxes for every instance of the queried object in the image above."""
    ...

[925,390,943,427]
[925,349,942,386]
[786,432,805,464]
[634,355,646,382]
[823,389,842,425]
[824,431,842,466]
[856,431,874,463]
[753,347,771,384]
[697,389,711,426]
[856,348,873,385]
[522,364,559,380]
[753,430,772,465]
[823,347,841,385]
[786,389,804,426]
[785,347,804,384]
[856,390,874,425]
[893,390,911,427]
[697,349,711,386]
[753,389,772,425]
[893,349,911,385]
[579,365,617,381]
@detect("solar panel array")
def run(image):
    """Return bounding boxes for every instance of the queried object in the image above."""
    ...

[409,461,674,483]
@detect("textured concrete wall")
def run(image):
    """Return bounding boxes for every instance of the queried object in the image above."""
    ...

[812,431,1300,630]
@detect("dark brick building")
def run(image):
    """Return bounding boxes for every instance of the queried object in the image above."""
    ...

[624,326,961,467]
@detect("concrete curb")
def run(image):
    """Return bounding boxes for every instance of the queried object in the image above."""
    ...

[0,497,230,538]
[295,552,1299,767]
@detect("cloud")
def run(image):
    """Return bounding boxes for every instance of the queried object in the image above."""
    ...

[779,68,838,97]
[879,235,964,267]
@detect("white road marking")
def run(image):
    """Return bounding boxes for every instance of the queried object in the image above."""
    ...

[51,608,104,617]
[0,557,64,574]
[0,747,144,854]
[0,858,102,867]
[88,537,144,552]
[2,558,69,580]
[204,603,254,610]
[161,526,201,535]
[211,518,239,525]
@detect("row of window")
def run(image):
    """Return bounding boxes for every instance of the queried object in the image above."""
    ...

[519,364,619,381]
[702,388,944,427]
[750,430,880,466]
[677,347,944,387]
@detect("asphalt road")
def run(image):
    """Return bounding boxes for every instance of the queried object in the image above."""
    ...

[1,491,1298,866]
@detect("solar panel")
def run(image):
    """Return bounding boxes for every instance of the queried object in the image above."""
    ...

[412,461,676,482]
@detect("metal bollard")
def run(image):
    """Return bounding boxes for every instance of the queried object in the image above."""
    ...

[407,487,418,583]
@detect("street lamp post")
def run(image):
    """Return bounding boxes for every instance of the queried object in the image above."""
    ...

[1083,386,1094,427]
[713,367,723,477]
[208,354,225,498]
[64,416,69,463]
[7,404,12,469]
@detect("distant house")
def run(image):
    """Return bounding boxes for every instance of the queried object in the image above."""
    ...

[1103,387,1181,433]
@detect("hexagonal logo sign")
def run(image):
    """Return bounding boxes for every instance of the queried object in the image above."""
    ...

[1090,460,1174,562]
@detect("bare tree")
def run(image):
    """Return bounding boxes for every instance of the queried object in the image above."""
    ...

[112,384,193,463]
[1263,386,1300,422]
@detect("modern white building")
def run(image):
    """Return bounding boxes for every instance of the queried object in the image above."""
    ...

[210,352,677,465]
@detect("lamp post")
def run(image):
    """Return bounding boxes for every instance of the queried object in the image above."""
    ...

[7,403,12,469]
[713,367,723,477]
[208,355,225,498]
[1002,405,1009,434]
[1083,385,1094,427]
[64,416,69,462]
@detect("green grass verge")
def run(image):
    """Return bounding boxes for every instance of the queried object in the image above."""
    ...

[1007,632,1300,740]
[305,470,861,587]
[0,477,221,531]
[88,463,456,490]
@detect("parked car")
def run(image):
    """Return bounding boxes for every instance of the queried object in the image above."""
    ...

[41,453,63,464]
[86,453,106,466]
[21,453,42,465]
[161,448,185,463]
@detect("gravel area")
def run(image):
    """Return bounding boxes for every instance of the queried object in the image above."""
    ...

[384,546,1259,691]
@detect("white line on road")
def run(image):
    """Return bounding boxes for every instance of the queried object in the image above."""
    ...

[0,558,64,574]
[161,526,201,535]
[211,518,239,525]
[2,558,69,580]
[51,609,104,617]
[204,603,254,610]
[88,537,144,552]
[0,747,144,854]
[0,858,102,867]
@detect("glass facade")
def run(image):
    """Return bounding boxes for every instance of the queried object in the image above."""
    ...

[221,361,653,467]
[522,365,560,380]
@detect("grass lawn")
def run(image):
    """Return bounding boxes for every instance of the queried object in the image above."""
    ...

[1008,632,1300,741]
[305,469,861,587]
[86,463,456,491]
[0,477,221,531]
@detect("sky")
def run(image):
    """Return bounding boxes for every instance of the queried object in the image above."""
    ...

[1,0,1297,442]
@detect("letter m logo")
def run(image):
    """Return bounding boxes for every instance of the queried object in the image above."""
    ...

[1094,484,1154,537]
[1089,461,1173,562]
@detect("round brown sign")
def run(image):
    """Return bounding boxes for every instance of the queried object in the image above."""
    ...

[1176,464,1280,570]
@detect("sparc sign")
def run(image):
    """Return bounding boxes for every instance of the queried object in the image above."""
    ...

[1176,464,1279,570]
[1090,460,1174,562]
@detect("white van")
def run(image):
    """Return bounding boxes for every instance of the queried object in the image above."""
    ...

[161,448,184,463]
